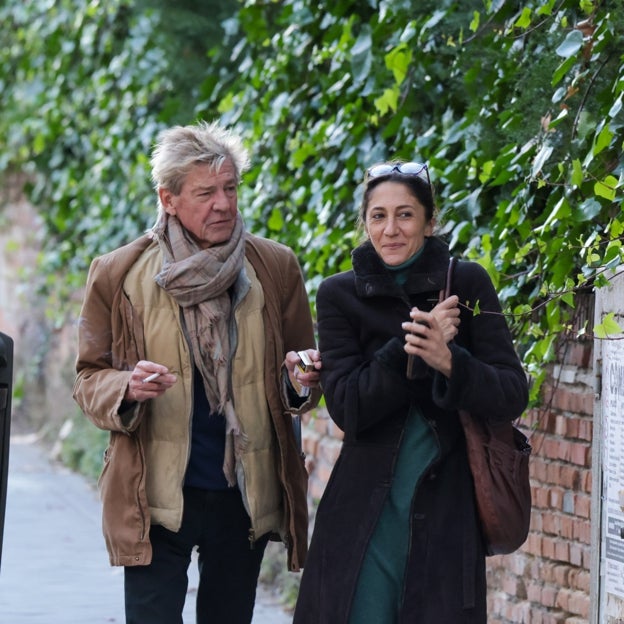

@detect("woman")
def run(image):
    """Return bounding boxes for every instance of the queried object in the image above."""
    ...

[293,162,528,623]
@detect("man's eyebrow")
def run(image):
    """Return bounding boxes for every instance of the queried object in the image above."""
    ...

[192,184,216,194]
[191,177,237,194]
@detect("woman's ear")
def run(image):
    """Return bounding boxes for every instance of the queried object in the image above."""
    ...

[425,218,435,237]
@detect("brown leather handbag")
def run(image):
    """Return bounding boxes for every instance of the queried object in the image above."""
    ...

[408,257,532,555]
[445,257,532,555]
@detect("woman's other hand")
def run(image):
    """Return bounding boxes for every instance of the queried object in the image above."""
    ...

[430,295,460,343]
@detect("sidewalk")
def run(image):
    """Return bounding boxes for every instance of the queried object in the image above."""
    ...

[0,433,293,623]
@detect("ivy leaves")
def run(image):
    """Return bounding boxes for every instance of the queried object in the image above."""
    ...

[209,0,623,386]
[1,0,622,390]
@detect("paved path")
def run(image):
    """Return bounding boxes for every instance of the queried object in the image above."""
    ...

[0,434,293,623]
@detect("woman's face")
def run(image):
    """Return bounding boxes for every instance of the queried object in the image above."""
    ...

[365,180,433,266]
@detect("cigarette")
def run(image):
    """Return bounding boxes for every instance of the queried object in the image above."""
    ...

[142,372,161,383]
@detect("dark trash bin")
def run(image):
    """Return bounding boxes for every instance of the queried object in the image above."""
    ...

[0,332,14,571]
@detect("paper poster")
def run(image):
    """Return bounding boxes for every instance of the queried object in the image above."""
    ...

[603,337,624,600]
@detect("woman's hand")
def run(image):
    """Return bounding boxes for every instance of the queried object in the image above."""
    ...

[124,360,177,403]
[402,296,460,378]
[431,295,460,343]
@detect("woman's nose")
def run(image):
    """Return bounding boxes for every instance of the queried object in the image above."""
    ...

[384,218,399,235]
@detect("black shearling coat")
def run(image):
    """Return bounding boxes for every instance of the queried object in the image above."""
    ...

[294,237,528,624]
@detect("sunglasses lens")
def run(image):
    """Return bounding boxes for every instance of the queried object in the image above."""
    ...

[366,162,429,183]
[399,162,427,177]
[367,164,394,178]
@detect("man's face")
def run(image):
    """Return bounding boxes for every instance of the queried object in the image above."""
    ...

[159,161,238,249]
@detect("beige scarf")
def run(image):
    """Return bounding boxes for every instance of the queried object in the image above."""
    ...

[154,213,247,486]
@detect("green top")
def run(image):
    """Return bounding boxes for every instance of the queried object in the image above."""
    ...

[349,248,438,623]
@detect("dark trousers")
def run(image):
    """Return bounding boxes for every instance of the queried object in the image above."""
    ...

[124,487,269,624]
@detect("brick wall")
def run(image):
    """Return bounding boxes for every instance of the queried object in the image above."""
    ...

[301,320,594,623]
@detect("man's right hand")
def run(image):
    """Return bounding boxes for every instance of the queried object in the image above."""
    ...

[124,360,177,403]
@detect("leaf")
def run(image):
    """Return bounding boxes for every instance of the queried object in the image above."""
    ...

[593,124,614,156]
[532,144,553,177]
[385,43,412,86]
[267,207,284,231]
[571,159,583,187]
[469,11,480,32]
[594,175,618,201]
[551,55,577,86]
[555,29,584,59]
[350,26,372,85]
[374,87,399,115]
[609,94,623,118]
[514,7,532,29]
[594,313,623,338]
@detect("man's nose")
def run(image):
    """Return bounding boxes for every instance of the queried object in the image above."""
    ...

[213,188,232,210]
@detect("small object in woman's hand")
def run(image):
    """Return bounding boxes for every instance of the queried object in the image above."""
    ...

[297,351,315,373]
[142,372,161,383]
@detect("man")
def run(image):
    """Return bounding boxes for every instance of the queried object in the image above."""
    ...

[73,121,321,624]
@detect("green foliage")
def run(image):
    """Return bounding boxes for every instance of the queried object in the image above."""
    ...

[58,413,110,482]
[1,0,623,403]
[0,0,233,318]
[202,0,624,391]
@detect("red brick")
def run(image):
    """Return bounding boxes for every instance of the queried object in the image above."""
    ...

[546,461,560,485]
[569,543,584,567]
[318,437,342,465]
[562,342,592,368]
[531,456,549,482]
[326,419,344,440]
[555,539,570,561]
[527,581,543,602]
[577,418,592,442]
[553,564,570,586]
[542,535,557,558]
[574,493,591,519]
[534,486,551,508]
[568,590,590,617]
[559,465,580,489]
[568,441,591,467]
[555,415,568,436]
[526,533,543,557]
[302,432,319,457]
[541,584,557,607]
[313,414,329,435]
[551,387,593,416]
[568,568,591,593]
[550,487,564,510]
[573,518,591,544]
[542,511,559,535]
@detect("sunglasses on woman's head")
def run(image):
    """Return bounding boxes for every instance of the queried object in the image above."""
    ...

[366,162,430,186]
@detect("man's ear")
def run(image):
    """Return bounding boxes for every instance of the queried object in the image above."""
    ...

[159,187,176,215]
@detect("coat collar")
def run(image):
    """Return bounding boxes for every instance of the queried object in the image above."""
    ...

[352,237,451,298]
